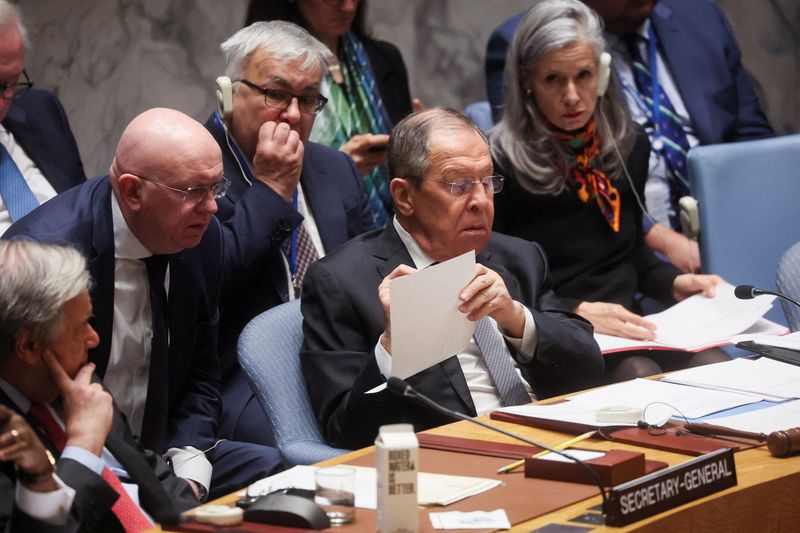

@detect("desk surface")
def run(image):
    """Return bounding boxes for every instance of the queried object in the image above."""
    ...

[155,409,800,533]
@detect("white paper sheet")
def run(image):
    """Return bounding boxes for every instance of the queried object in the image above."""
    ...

[430,509,511,530]
[662,357,800,401]
[705,400,800,434]
[594,283,781,352]
[245,465,501,510]
[564,378,763,419]
[390,250,476,379]
[495,401,639,428]
[730,330,800,350]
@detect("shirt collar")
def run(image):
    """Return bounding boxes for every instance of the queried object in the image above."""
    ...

[392,215,436,270]
[111,192,152,260]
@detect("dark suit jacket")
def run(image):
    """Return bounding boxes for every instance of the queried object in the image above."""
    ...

[205,115,375,384]
[3,175,285,453]
[0,390,196,533]
[300,224,604,449]
[2,89,86,193]
[485,0,774,143]
[362,38,413,127]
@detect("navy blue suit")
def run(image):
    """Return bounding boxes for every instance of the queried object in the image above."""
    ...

[485,0,774,144]
[204,114,375,446]
[3,176,283,499]
[2,88,86,193]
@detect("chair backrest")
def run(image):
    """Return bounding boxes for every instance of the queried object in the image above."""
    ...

[688,134,800,324]
[776,241,800,331]
[237,300,349,465]
[463,100,494,133]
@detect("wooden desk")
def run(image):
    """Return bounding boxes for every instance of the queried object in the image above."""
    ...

[154,412,800,532]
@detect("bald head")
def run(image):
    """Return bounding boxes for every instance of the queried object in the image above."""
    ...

[112,108,223,255]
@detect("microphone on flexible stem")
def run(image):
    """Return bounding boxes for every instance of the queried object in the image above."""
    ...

[734,284,800,309]
[386,377,608,513]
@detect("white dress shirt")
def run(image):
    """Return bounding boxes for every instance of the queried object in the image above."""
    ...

[282,182,326,300]
[0,124,57,234]
[373,217,538,414]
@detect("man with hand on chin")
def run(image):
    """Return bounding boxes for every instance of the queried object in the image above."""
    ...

[0,239,196,533]
[301,108,603,450]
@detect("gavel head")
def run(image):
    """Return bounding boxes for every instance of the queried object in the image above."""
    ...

[767,427,800,457]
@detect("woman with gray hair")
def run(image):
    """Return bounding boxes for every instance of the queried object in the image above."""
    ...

[490,0,727,380]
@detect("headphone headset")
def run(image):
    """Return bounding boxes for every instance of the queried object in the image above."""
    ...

[597,51,611,97]
[216,76,234,127]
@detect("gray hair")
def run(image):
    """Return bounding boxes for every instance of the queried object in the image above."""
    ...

[0,240,90,360]
[490,0,635,195]
[221,20,334,81]
[388,107,488,186]
[0,0,29,49]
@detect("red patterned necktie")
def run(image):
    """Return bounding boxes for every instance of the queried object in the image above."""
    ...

[28,403,152,531]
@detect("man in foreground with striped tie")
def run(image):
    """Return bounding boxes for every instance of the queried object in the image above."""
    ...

[300,108,604,450]
[0,239,197,532]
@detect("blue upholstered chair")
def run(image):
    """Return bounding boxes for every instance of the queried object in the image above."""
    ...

[776,241,800,331]
[463,101,494,133]
[237,300,350,465]
[688,134,800,324]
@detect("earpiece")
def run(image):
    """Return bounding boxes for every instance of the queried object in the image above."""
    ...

[215,76,234,127]
[597,52,611,97]
[678,196,700,240]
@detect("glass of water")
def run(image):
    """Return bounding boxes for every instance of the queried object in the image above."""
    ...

[314,466,356,526]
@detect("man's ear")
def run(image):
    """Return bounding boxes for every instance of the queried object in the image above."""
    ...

[14,330,41,365]
[117,174,144,213]
[390,178,415,217]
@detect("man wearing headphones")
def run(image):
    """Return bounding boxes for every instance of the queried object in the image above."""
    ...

[204,21,374,447]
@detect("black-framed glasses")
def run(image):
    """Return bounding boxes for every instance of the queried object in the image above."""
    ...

[0,70,33,99]
[237,79,328,115]
[137,175,230,204]
[421,175,505,196]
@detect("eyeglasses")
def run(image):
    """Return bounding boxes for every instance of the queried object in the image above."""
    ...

[323,0,363,6]
[237,79,328,115]
[0,70,33,99]
[137,175,231,204]
[421,175,505,196]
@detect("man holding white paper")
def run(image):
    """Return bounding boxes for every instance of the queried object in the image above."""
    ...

[301,108,603,449]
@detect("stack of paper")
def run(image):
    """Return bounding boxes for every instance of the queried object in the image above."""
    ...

[661,357,800,402]
[705,399,800,434]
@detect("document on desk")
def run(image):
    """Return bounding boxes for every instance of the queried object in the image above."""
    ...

[704,399,800,434]
[661,357,800,401]
[246,465,500,509]
[730,330,800,350]
[495,401,639,428]
[390,250,476,379]
[564,378,763,418]
[595,283,781,353]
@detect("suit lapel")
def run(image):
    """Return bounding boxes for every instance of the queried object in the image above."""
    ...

[650,3,715,143]
[300,144,349,251]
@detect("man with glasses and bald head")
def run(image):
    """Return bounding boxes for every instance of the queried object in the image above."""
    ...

[204,20,374,447]
[301,107,604,450]
[0,0,85,234]
[4,108,284,501]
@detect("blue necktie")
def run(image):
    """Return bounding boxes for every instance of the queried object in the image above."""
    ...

[0,144,39,221]
[473,317,532,406]
[627,34,692,198]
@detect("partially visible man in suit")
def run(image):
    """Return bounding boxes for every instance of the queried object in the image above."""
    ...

[4,108,282,500]
[0,1,85,234]
[204,21,374,446]
[301,108,604,450]
[485,0,774,273]
[0,239,197,533]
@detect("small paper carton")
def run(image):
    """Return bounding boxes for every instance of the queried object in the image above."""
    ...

[375,424,419,533]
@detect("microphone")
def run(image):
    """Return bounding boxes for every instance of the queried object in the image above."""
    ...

[734,284,800,309]
[386,377,608,513]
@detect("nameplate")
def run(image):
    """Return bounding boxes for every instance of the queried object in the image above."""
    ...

[604,448,737,527]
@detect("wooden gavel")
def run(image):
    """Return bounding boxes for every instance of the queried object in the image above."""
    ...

[684,423,800,457]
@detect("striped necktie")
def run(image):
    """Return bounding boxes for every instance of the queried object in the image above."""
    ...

[473,317,532,406]
[0,144,39,221]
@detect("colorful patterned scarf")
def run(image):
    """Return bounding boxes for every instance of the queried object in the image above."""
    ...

[553,118,621,232]
[310,32,393,228]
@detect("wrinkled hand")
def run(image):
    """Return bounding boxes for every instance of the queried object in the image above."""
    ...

[0,405,56,491]
[252,121,304,201]
[340,133,390,176]
[378,264,417,354]
[672,274,722,302]
[44,353,112,457]
[574,301,657,340]
[644,223,701,273]
[459,265,525,338]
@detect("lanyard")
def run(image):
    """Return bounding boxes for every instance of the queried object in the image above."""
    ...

[647,24,662,142]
